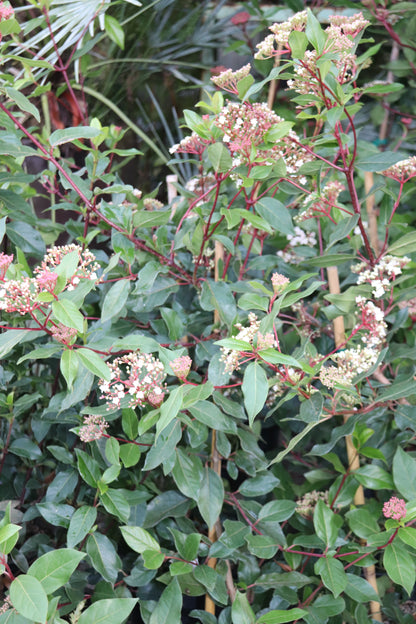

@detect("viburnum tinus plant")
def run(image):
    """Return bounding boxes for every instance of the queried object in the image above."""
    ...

[1,2,416,624]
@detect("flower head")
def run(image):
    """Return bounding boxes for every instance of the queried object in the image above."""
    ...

[383,496,406,521]
[170,356,192,381]
[79,414,109,443]
[271,273,290,295]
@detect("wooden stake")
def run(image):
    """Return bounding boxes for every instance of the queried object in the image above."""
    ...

[327,266,381,621]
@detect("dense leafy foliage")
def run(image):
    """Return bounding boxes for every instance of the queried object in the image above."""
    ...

[1,1,416,623]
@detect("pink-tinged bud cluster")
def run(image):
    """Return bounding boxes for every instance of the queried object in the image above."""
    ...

[381,156,416,183]
[170,356,192,381]
[169,133,211,156]
[296,181,345,221]
[271,273,290,294]
[0,595,11,616]
[0,2,13,21]
[214,101,312,175]
[211,64,252,95]
[99,352,167,410]
[0,245,100,317]
[319,365,350,389]
[0,253,13,279]
[35,244,100,290]
[79,414,109,443]
[50,323,78,345]
[383,496,406,521]
[255,11,307,57]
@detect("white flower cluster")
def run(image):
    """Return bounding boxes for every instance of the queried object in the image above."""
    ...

[287,226,317,247]
[211,64,252,94]
[353,255,410,299]
[99,352,167,410]
[255,11,308,57]
[381,156,416,181]
[220,313,276,373]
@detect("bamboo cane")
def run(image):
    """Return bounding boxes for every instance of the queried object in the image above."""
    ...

[327,266,382,621]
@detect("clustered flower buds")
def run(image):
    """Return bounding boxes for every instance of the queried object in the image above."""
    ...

[79,414,109,443]
[220,313,276,373]
[211,64,252,95]
[383,496,406,521]
[99,352,167,409]
[271,273,290,295]
[277,226,317,264]
[353,255,410,299]
[51,323,78,346]
[214,101,311,175]
[0,2,13,21]
[296,489,329,517]
[170,355,192,381]
[296,181,345,222]
[169,133,211,156]
[381,156,416,182]
[256,11,369,102]
[0,245,101,317]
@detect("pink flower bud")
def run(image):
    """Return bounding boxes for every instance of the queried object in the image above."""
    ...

[170,356,192,381]
[383,496,406,521]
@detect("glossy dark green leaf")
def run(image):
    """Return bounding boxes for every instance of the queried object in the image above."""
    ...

[242,362,268,427]
[149,578,182,624]
[67,505,97,548]
[78,599,138,624]
[197,467,224,530]
[86,532,120,584]
[27,548,85,594]
[315,556,347,598]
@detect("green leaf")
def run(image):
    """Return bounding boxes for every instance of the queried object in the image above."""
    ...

[193,565,217,592]
[100,489,130,523]
[101,279,130,323]
[207,142,233,173]
[189,400,237,434]
[156,386,183,438]
[49,126,101,147]
[344,573,380,603]
[398,527,416,549]
[104,14,125,49]
[27,549,85,594]
[315,557,347,598]
[149,578,182,624]
[355,150,406,172]
[67,506,97,548]
[172,448,204,501]
[270,420,326,465]
[258,348,302,369]
[0,524,20,555]
[258,500,296,523]
[119,443,141,468]
[393,447,416,500]
[256,608,308,624]
[256,197,294,236]
[384,541,416,595]
[60,349,79,389]
[121,408,139,440]
[377,377,416,402]
[200,280,237,326]
[77,348,111,381]
[388,230,416,256]
[75,449,101,488]
[305,9,326,53]
[242,362,268,427]
[302,253,353,267]
[299,393,323,423]
[78,599,138,624]
[37,503,73,528]
[5,87,40,123]
[355,465,394,490]
[143,549,165,569]
[0,330,31,359]
[143,491,190,528]
[245,534,279,559]
[86,533,119,584]
[232,591,255,624]
[197,466,224,530]
[120,525,160,553]
[346,508,380,539]
[10,575,48,623]
[327,215,360,249]
[313,500,342,548]
[214,338,252,351]
[52,299,84,332]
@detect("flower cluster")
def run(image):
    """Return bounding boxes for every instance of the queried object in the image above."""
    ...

[296,490,329,517]
[383,496,406,521]
[0,596,11,616]
[277,226,317,264]
[319,365,351,389]
[35,244,100,290]
[50,323,78,346]
[353,255,410,299]
[170,355,192,381]
[220,313,276,373]
[79,414,109,443]
[271,273,290,295]
[256,11,369,101]
[255,11,308,58]
[99,352,166,409]
[0,245,100,317]
[381,156,416,182]
[296,181,345,222]
[0,2,13,21]
[214,101,311,175]
[211,64,252,95]
[169,133,211,156]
